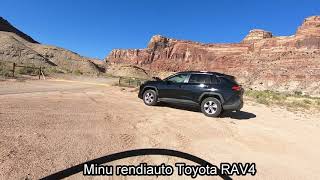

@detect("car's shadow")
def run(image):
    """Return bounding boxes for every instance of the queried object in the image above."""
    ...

[157,102,256,120]
[220,110,256,120]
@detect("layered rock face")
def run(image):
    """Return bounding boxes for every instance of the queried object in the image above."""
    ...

[106,16,320,95]
[296,16,320,37]
[242,29,272,43]
[0,17,105,74]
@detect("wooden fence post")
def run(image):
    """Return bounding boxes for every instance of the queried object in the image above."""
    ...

[39,67,42,80]
[12,63,16,77]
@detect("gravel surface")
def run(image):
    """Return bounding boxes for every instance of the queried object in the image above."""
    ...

[0,80,319,179]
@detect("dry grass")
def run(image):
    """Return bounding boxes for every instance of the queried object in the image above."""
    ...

[245,90,320,111]
[0,62,13,77]
[116,77,148,87]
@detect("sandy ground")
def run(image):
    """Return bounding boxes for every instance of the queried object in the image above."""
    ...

[0,79,319,180]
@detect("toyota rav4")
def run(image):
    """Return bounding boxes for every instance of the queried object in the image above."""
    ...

[138,71,244,117]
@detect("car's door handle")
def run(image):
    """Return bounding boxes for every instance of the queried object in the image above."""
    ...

[200,84,209,88]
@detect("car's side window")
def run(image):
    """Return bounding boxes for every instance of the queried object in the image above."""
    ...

[188,74,212,84]
[166,74,188,83]
[211,75,219,84]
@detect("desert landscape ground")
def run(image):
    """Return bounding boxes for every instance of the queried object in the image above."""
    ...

[1,10,320,180]
[0,79,319,180]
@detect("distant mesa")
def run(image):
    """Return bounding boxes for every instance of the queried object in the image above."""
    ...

[242,29,273,43]
[106,15,320,95]
[296,15,320,37]
[147,35,170,50]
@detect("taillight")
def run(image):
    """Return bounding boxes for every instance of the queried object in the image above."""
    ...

[232,85,241,91]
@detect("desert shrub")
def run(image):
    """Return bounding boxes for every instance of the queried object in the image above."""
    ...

[245,90,287,103]
[256,98,269,105]
[0,62,13,77]
[118,77,146,87]
[294,91,302,96]
[245,89,319,110]
[45,67,65,75]
[0,66,11,77]
[73,69,83,75]
[303,99,312,104]
[0,68,11,77]
[17,66,39,75]
[287,100,310,110]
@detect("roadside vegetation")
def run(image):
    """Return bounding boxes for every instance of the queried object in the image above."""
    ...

[245,90,320,111]
[0,62,12,77]
[116,76,148,87]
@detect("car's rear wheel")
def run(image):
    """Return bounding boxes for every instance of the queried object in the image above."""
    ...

[143,89,158,106]
[201,97,222,117]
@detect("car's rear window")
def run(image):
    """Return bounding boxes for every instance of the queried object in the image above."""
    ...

[219,76,239,85]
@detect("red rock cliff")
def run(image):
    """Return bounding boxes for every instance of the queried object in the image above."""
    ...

[106,16,320,94]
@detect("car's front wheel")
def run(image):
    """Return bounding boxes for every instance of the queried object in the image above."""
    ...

[143,89,158,106]
[201,97,222,117]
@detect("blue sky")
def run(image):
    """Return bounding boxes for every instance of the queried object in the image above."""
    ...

[1,0,319,59]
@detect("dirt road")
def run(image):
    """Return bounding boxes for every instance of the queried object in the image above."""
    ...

[0,79,319,179]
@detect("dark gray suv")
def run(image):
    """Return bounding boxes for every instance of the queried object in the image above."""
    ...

[138,71,244,117]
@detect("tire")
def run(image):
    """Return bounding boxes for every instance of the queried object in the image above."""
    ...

[201,97,222,117]
[143,89,158,106]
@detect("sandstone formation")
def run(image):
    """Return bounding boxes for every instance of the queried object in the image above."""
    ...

[106,64,150,79]
[296,16,320,37]
[0,17,105,74]
[106,16,320,95]
[242,29,272,43]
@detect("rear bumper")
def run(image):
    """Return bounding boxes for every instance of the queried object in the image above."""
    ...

[138,86,143,99]
[138,91,143,99]
[223,99,243,111]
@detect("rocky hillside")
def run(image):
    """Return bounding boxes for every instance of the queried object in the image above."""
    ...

[0,17,105,74]
[0,17,38,43]
[106,16,320,95]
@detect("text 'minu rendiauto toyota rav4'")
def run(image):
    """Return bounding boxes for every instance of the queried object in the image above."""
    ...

[138,71,244,117]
